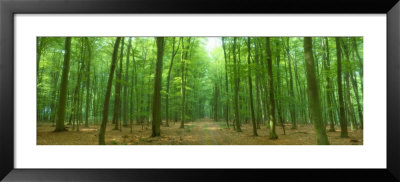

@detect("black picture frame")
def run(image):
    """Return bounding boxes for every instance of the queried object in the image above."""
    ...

[1,0,399,181]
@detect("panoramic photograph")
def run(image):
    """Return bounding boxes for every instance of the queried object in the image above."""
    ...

[36,37,363,145]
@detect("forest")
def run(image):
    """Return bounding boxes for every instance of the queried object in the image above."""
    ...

[37,37,363,145]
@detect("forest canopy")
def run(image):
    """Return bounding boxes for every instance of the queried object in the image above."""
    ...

[37,37,363,145]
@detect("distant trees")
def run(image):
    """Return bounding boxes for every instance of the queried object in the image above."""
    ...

[37,36,363,145]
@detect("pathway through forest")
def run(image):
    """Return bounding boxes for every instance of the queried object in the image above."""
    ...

[37,118,363,145]
[197,119,219,145]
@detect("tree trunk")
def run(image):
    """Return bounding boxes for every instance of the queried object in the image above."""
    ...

[123,38,132,127]
[166,38,179,127]
[304,37,330,145]
[247,38,258,136]
[85,38,92,128]
[265,38,277,139]
[71,38,86,131]
[233,37,242,132]
[322,38,336,132]
[54,37,72,132]
[113,38,125,130]
[275,39,286,134]
[180,38,186,129]
[151,37,164,137]
[341,39,357,131]
[285,38,297,129]
[99,37,121,145]
[222,37,230,129]
[335,37,348,138]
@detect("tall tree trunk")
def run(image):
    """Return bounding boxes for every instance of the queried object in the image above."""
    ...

[304,37,330,145]
[54,37,72,132]
[72,38,86,131]
[214,83,219,122]
[130,46,136,133]
[341,39,357,131]
[151,37,164,137]
[335,38,348,138]
[180,38,186,129]
[275,39,286,135]
[254,40,263,129]
[322,38,336,132]
[247,38,258,136]
[285,38,297,129]
[123,38,132,127]
[85,38,92,128]
[265,37,277,139]
[233,37,242,132]
[222,37,230,129]
[113,38,125,130]
[166,38,179,127]
[99,37,121,145]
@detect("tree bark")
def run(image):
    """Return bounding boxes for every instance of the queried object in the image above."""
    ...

[247,38,258,136]
[304,37,330,145]
[99,37,121,145]
[233,38,242,132]
[222,37,230,129]
[123,38,132,127]
[54,37,72,132]
[151,37,164,137]
[85,38,92,128]
[322,38,336,132]
[113,38,125,131]
[335,37,348,138]
[265,38,277,139]
[166,38,180,127]
[180,38,186,128]
[285,38,297,129]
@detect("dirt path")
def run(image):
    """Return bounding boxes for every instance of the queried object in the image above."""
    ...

[197,120,219,145]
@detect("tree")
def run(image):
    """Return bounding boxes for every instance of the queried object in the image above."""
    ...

[232,37,241,132]
[285,38,297,129]
[165,38,180,127]
[335,37,348,138]
[84,38,92,128]
[247,38,257,136]
[54,37,72,132]
[99,37,121,145]
[322,38,336,132]
[151,37,165,137]
[180,38,191,129]
[304,37,330,145]
[221,38,230,128]
[113,38,125,131]
[123,38,132,127]
[265,37,277,139]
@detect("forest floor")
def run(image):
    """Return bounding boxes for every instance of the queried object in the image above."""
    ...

[37,119,363,145]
